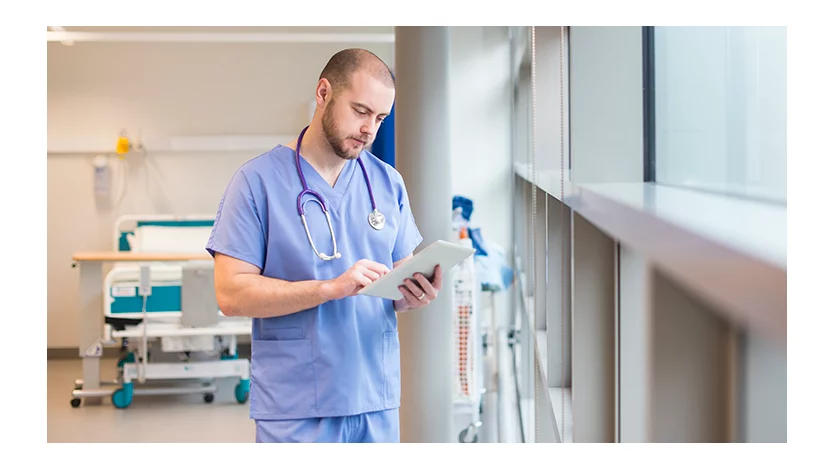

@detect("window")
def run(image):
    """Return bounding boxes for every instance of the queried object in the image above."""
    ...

[511,26,786,444]
[651,26,787,203]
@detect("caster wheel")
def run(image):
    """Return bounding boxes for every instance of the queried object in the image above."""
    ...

[458,422,481,443]
[235,379,250,404]
[458,428,480,443]
[70,398,81,408]
[203,393,215,404]
[112,384,134,409]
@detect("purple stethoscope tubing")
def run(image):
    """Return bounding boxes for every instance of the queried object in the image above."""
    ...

[294,126,381,261]
[294,126,377,215]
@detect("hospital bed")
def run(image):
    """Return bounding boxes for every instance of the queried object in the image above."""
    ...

[69,214,251,409]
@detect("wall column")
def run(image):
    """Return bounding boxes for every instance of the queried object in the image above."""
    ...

[394,26,455,443]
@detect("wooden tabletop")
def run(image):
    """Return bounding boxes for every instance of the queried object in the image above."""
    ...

[72,251,213,262]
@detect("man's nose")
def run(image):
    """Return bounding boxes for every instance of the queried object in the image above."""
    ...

[360,121,376,137]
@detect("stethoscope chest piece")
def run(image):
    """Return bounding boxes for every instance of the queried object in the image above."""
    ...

[368,209,385,231]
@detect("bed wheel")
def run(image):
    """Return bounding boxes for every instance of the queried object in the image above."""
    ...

[203,393,215,403]
[235,379,250,404]
[112,383,134,409]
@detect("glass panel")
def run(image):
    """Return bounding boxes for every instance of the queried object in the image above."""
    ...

[653,26,787,203]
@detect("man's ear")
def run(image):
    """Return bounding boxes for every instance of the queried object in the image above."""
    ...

[315,78,332,107]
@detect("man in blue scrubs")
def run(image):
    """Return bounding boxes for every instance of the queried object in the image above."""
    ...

[206,48,442,443]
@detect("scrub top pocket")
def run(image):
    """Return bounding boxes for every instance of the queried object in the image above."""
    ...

[250,338,317,419]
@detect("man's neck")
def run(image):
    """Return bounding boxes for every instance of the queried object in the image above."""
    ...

[293,122,347,186]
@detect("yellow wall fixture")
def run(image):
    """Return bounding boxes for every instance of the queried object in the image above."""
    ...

[116,131,130,158]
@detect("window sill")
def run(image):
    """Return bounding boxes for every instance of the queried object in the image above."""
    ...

[515,162,786,342]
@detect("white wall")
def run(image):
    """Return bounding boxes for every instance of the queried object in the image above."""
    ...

[450,27,513,256]
[449,26,513,321]
[47,35,394,349]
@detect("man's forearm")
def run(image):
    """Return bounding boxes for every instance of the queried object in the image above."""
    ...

[219,273,334,319]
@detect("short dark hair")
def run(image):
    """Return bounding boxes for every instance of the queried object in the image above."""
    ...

[319,48,395,96]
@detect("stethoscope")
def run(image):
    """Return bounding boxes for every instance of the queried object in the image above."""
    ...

[295,126,386,261]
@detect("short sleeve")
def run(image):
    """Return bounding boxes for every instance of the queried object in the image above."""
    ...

[391,172,424,262]
[205,170,266,271]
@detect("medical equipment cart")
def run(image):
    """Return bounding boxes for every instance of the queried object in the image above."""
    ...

[452,238,484,443]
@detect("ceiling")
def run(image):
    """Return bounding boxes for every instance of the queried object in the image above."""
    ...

[48,26,394,34]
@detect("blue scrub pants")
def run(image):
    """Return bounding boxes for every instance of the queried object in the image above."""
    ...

[255,408,400,443]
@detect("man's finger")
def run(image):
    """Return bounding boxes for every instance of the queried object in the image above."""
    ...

[413,273,436,299]
[399,286,420,305]
[431,265,443,289]
[403,278,424,299]
[356,275,372,287]
[362,260,390,275]
[361,267,381,281]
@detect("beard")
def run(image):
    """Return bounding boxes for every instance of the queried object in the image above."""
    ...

[322,100,370,160]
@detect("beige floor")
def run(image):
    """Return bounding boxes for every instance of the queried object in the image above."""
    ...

[48,324,516,444]
[47,357,255,443]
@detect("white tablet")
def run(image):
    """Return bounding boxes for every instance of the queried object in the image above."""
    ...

[358,239,476,301]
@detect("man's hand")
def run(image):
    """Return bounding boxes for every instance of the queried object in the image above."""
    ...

[322,259,390,301]
[394,264,443,312]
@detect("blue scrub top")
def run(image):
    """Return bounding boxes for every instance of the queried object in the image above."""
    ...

[206,143,423,421]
